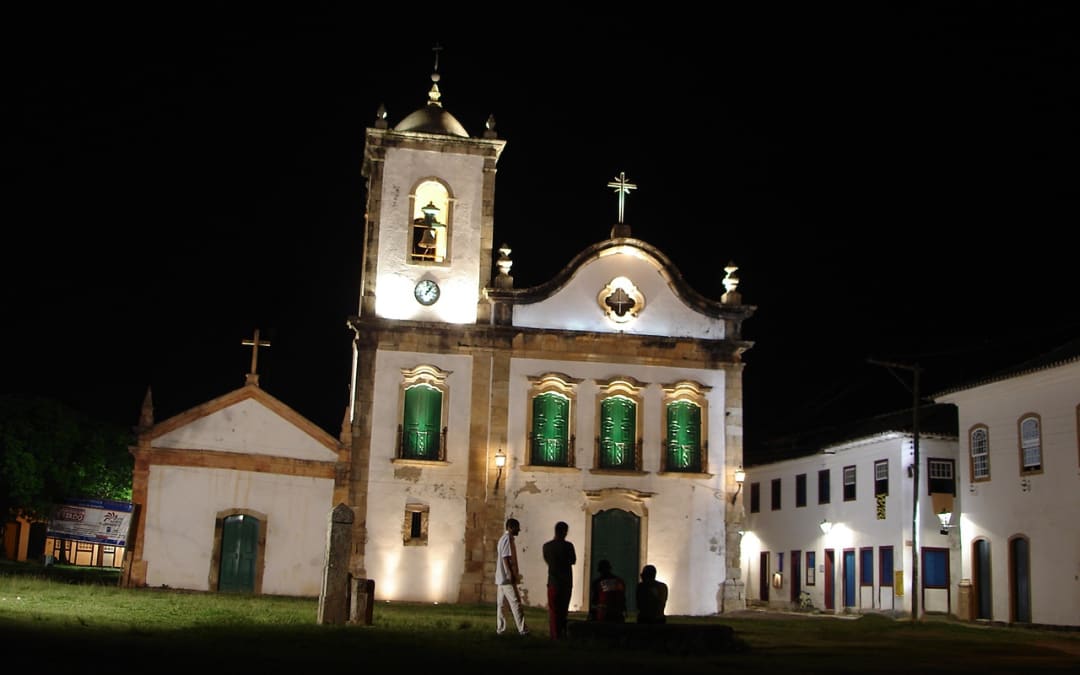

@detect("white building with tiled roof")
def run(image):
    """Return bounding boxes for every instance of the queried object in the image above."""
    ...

[933,338,1080,628]
[739,404,960,617]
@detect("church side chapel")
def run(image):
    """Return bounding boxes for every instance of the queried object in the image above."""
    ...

[125,337,350,597]
[345,58,756,616]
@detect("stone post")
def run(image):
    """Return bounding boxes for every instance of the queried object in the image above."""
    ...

[317,503,354,625]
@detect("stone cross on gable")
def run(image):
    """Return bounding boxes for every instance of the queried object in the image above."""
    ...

[607,171,637,224]
[242,329,271,386]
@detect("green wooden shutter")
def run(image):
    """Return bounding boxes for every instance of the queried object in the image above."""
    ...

[600,396,636,469]
[666,400,701,472]
[532,392,568,466]
[404,384,442,460]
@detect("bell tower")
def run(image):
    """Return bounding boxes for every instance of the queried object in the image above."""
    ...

[357,60,506,325]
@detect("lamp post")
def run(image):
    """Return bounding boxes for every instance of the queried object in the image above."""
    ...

[868,358,922,622]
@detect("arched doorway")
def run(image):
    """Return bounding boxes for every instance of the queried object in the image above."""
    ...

[972,538,992,620]
[584,489,650,616]
[590,508,640,613]
[210,509,267,594]
[1009,535,1031,623]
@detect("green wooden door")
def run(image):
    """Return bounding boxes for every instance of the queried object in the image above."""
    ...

[219,514,259,593]
[590,509,640,613]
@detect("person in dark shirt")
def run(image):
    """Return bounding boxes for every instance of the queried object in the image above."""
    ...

[541,521,577,639]
[588,559,626,622]
[635,564,668,624]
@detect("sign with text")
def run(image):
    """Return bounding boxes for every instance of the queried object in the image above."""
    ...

[47,498,134,547]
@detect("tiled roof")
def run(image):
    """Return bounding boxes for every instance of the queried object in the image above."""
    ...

[747,402,958,466]
[932,336,1080,397]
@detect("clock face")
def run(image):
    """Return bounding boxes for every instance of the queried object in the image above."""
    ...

[414,279,440,306]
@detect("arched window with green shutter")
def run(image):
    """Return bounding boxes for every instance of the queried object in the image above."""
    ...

[666,400,701,472]
[600,395,636,470]
[531,392,569,466]
[402,384,442,460]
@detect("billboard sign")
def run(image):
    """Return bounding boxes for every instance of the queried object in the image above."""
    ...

[47,498,134,547]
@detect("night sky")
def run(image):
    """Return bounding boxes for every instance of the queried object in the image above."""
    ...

[4,7,1077,458]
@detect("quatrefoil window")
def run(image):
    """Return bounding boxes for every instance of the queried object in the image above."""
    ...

[598,276,645,323]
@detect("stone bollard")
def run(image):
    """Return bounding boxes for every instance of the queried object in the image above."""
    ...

[349,577,375,625]
[317,503,354,625]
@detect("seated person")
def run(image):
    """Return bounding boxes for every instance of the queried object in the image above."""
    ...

[588,559,626,622]
[635,564,668,624]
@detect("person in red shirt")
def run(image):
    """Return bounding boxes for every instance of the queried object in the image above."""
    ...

[588,559,626,622]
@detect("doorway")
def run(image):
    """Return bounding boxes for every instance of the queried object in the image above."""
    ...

[759,551,770,602]
[824,549,835,610]
[590,508,640,613]
[843,548,856,608]
[1009,536,1031,623]
[973,539,992,620]
[790,549,802,605]
[219,514,260,592]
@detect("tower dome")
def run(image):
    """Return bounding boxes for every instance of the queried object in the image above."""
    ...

[393,69,470,138]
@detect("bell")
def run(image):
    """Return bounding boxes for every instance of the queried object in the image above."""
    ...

[418,227,438,250]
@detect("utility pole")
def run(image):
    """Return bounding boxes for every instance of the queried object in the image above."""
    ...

[868,358,922,622]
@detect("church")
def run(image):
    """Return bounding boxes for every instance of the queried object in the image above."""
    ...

[126,64,756,616]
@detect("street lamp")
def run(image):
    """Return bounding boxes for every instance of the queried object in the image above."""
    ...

[819,519,833,534]
[937,508,954,535]
[493,448,507,493]
[731,466,746,504]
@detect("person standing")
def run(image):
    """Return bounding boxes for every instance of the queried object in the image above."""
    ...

[495,518,529,636]
[588,559,626,622]
[541,521,577,639]
[635,564,668,624]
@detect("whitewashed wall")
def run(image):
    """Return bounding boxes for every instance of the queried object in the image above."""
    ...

[143,465,334,596]
[505,356,730,616]
[364,349,475,602]
[741,434,960,616]
[512,249,728,339]
[374,148,485,324]
[939,360,1080,627]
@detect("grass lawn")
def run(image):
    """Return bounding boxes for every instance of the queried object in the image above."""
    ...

[1,561,1076,673]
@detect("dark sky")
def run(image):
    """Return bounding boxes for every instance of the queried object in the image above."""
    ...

[4,7,1077,458]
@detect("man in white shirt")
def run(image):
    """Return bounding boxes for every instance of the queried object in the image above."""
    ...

[495,517,529,635]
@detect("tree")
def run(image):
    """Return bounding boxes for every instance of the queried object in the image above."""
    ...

[0,395,133,525]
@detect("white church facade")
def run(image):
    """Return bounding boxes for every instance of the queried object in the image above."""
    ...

[343,70,755,616]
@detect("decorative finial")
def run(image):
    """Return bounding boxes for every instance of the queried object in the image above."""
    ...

[721,262,742,305]
[495,242,514,289]
[375,103,388,129]
[137,386,154,431]
[483,113,497,139]
[428,43,444,107]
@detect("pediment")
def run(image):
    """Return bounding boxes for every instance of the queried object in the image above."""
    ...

[147,385,341,461]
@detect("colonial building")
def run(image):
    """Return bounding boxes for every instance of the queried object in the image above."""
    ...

[933,338,1080,628]
[739,404,960,616]
[123,66,755,616]
[342,67,755,615]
